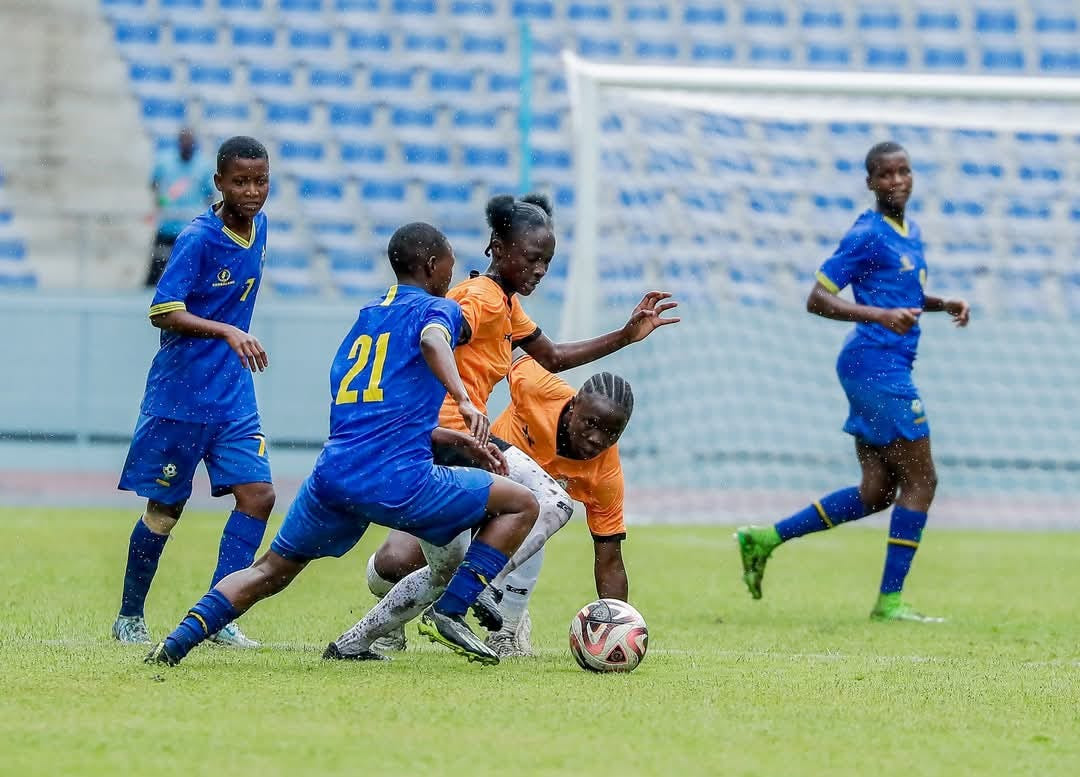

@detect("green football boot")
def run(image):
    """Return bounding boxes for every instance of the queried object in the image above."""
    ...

[870,592,945,623]
[734,525,781,600]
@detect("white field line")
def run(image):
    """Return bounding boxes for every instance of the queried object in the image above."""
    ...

[24,639,1079,667]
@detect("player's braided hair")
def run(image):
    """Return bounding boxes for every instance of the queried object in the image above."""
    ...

[485,193,554,255]
[865,141,907,175]
[216,135,268,173]
[581,372,634,418]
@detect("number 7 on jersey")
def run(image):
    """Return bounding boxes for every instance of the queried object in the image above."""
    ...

[335,332,390,404]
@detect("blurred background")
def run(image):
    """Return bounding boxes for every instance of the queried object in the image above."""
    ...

[0,0,1078,527]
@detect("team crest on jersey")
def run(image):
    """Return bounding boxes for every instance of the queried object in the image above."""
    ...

[899,255,915,272]
[161,463,177,480]
[522,424,535,447]
[911,399,923,415]
[213,268,235,287]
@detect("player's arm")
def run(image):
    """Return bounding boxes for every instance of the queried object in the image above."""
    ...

[420,324,489,444]
[593,537,628,601]
[522,291,680,373]
[149,232,268,371]
[808,281,922,335]
[430,427,508,475]
[150,310,268,371]
[921,294,970,327]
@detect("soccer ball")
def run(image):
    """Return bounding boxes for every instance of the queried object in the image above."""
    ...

[568,598,648,673]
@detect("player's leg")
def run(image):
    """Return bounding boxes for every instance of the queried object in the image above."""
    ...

[486,546,544,657]
[114,414,202,642]
[363,530,428,651]
[421,471,540,665]
[147,477,368,665]
[204,415,276,647]
[328,531,471,660]
[871,435,942,622]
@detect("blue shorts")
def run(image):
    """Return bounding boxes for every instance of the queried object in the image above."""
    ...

[118,412,272,504]
[837,346,929,447]
[270,465,493,563]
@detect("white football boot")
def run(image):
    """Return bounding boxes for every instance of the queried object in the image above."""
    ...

[112,615,152,645]
[209,621,260,649]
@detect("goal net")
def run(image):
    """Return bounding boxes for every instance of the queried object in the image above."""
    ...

[560,54,1080,529]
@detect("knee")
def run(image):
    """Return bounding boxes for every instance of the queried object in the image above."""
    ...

[540,485,574,531]
[374,532,426,582]
[237,483,276,520]
[860,483,897,514]
[144,501,183,535]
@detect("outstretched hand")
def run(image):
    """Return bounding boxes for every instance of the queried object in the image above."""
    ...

[622,291,681,343]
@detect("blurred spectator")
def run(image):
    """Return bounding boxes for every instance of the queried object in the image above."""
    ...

[146,127,215,286]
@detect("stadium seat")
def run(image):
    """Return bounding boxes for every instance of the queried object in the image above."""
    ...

[112,21,163,59]
[140,96,186,135]
[128,61,176,99]
[307,67,357,99]
[102,0,151,22]
[389,104,440,143]
[980,46,1025,72]
[424,180,477,229]
[402,141,453,176]
[265,247,320,296]
[393,0,436,16]
[288,26,336,63]
[277,0,327,21]
[160,0,208,23]
[359,177,410,226]
[327,101,378,140]
[276,138,328,176]
[368,67,425,105]
[248,65,297,100]
[231,25,282,64]
[334,0,383,24]
[401,31,452,65]
[262,100,320,139]
[171,24,221,59]
[219,0,268,25]
[461,144,513,177]
[345,28,395,66]
[451,107,505,144]
[339,139,390,176]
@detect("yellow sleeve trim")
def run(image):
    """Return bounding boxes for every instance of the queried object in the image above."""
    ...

[888,538,920,549]
[148,301,186,317]
[420,322,452,345]
[813,500,834,528]
[815,271,840,295]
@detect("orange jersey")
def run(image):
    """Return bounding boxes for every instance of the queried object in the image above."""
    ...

[493,356,626,539]
[438,274,539,432]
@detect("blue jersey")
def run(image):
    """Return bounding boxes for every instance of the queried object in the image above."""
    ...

[310,284,464,503]
[141,206,267,422]
[816,209,927,359]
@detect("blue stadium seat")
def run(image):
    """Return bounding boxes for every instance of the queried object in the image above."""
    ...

[102,0,151,22]
[276,138,328,175]
[327,102,378,139]
[368,67,423,104]
[425,180,476,228]
[462,144,512,175]
[345,29,394,65]
[402,141,453,175]
[429,68,476,98]
[288,26,335,62]
[392,0,435,17]
[298,176,346,201]
[530,146,573,185]
[684,4,727,26]
[402,31,451,64]
[0,238,27,260]
[980,46,1025,71]
[459,32,513,67]
[389,104,439,143]
[128,61,176,98]
[577,35,623,60]
[451,107,504,144]
[308,66,356,98]
[263,100,316,134]
[335,0,382,24]
[188,63,237,99]
[172,24,220,59]
[1040,48,1080,74]
[231,25,280,63]
[923,45,967,69]
[113,21,162,58]
[1033,3,1079,37]
[140,97,186,134]
[248,65,296,99]
[266,247,319,296]
[512,1,555,21]
[339,139,390,175]
[451,0,497,20]
[865,44,910,69]
[633,37,682,61]
[975,6,1018,36]
[360,178,409,225]
[277,0,326,19]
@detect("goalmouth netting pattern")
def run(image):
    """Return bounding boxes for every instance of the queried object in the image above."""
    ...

[560,57,1080,529]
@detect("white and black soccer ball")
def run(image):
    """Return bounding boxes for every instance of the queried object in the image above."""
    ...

[568,598,648,673]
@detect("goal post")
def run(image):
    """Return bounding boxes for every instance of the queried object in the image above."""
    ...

[560,53,1080,528]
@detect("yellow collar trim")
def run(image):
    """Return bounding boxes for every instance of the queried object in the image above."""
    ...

[380,285,398,306]
[222,221,256,249]
[882,215,909,238]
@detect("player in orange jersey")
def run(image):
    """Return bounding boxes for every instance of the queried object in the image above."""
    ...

[325,193,674,660]
[354,353,636,657]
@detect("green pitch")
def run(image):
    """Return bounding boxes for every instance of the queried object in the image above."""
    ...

[1,508,1078,777]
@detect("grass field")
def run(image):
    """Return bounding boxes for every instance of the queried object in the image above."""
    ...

[1,507,1078,777]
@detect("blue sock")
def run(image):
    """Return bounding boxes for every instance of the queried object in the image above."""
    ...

[880,506,928,594]
[163,589,239,660]
[119,517,169,617]
[210,511,267,588]
[775,487,868,542]
[435,541,509,617]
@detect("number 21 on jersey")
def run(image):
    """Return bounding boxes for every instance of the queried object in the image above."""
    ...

[335,332,390,404]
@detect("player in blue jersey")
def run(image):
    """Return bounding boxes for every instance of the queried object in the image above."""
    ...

[145,222,539,667]
[112,137,275,649]
[736,142,970,622]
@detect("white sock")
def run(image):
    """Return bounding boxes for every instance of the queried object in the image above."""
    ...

[365,553,396,599]
[491,447,573,588]
[499,545,544,630]
[335,532,469,654]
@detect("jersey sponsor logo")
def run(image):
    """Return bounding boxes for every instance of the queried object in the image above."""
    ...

[505,585,529,595]
[213,268,235,287]
[899,255,915,272]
